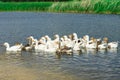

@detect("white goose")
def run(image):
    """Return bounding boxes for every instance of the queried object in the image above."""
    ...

[63,35,73,48]
[73,39,81,51]
[86,37,97,49]
[79,35,90,48]
[97,37,108,50]
[44,35,58,53]
[56,36,73,54]
[34,39,46,52]
[52,34,60,49]
[98,43,108,50]
[3,42,23,52]
[23,36,35,51]
[108,42,118,49]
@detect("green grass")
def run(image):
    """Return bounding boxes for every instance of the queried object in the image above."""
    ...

[0,0,120,14]
[0,2,53,11]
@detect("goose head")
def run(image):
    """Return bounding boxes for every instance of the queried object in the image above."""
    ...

[39,37,46,44]
[60,38,64,42]
[73,33,78,40]
[27,36,34,40]
[45,35,51,41]
[3,42,10,48]
[83,35,89,42]
[54,34,60,42]
[68,34,73,40]
[27,36,35,45]
[34,39,39,46]
[54,34,59,39]
[63,35,68,41]
[41,37,45,40]
[103,37,108,43]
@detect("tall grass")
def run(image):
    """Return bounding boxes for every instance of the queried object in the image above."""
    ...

[0,2,53,11]
[49,0,120,14]
[0,0,120,14]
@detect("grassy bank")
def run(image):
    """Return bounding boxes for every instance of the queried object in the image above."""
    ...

[0,2,53,11]
[0,0,120,14]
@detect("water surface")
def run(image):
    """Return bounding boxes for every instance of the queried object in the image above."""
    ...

[0,12,120,80]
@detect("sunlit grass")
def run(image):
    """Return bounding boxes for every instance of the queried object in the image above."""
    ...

[49,0,120,14]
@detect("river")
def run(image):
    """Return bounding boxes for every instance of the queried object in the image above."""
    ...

[0,12,120,80]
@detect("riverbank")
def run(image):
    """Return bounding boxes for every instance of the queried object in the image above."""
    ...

[0,0,120,14]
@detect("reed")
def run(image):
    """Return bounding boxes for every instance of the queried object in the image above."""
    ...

[49,0,120,14]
